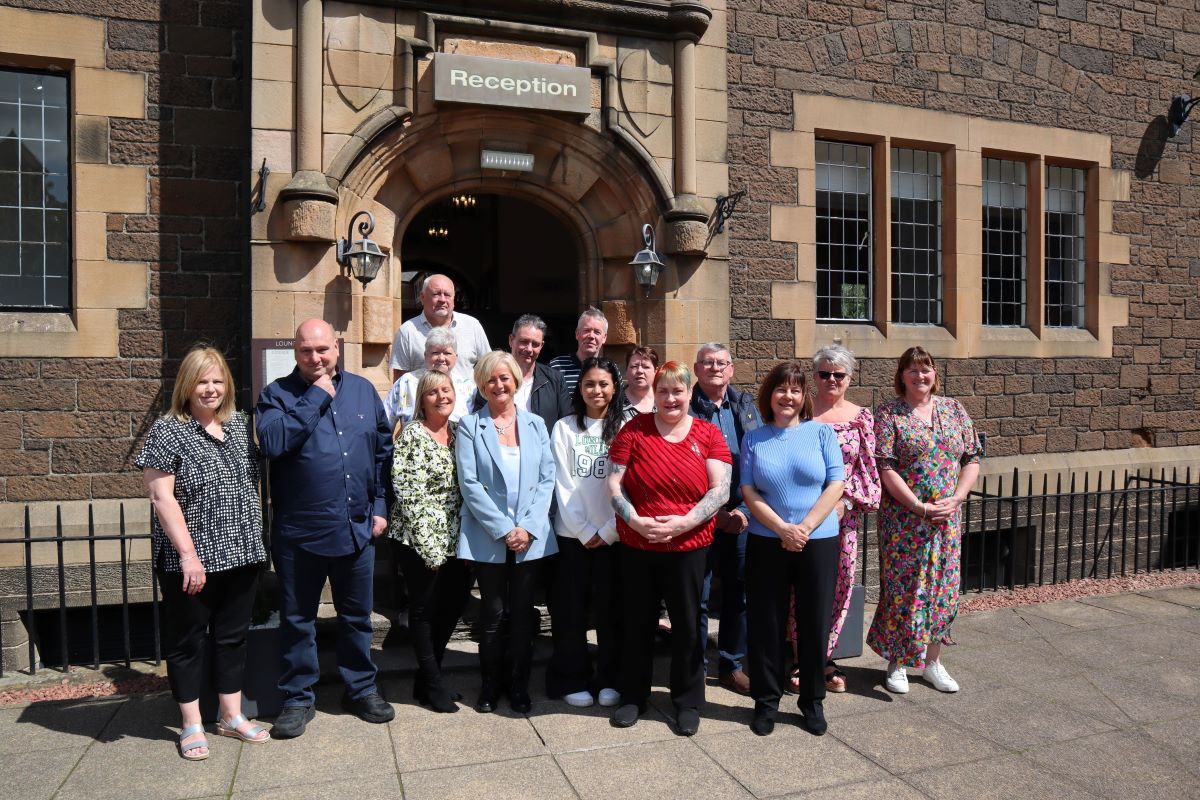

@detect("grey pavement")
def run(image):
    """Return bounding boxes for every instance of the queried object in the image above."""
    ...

[2,585,1199,800]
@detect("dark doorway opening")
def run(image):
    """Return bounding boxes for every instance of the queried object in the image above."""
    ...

[400,193,582,361]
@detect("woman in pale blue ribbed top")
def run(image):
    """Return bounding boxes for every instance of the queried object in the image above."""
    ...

[741,423,843,541]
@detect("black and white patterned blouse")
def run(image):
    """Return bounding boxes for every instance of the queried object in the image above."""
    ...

[135,412,267,573]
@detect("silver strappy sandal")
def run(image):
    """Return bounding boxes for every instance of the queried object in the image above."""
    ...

[216,713,268,743]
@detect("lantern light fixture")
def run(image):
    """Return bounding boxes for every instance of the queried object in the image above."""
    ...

[336,209,386,287]
[629,223,665,298]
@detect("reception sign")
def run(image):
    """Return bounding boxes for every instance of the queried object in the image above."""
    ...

[433,52,591,115]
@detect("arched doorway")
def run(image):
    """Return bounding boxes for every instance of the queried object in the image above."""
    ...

[400,192,581,358]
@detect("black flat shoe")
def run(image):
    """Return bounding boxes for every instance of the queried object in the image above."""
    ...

[751,712,775,736]
[475,692,497,713]
[675,707,700,737]
[611,703,642,728]
[271,705,315,739]
[799,700,827,736]
[509,690,532,714]
[342,691,395,724]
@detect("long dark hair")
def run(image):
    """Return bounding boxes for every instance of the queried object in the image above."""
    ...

[757,360,814,424]
[571,357,625,444]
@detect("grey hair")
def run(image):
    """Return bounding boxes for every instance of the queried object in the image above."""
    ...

[424,326,458,354]
[812,343,857,376]
[695,341,731,361]
[511,314,547,337]
[576,306,608,333]
[420,273,453,295]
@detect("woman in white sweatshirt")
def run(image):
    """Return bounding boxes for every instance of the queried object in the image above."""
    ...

[545,356,628,708]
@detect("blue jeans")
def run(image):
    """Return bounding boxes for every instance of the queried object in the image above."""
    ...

[699,529,748,675]
[274,538,378,707]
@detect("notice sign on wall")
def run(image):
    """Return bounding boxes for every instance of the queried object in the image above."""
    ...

[433,52,591,116]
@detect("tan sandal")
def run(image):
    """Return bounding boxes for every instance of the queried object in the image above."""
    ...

[216,713,269,743]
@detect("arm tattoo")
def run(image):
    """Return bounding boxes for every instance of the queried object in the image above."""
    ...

[609,464,634,523]
[688,462,732,524]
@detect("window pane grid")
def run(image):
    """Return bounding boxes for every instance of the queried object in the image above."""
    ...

[0,68,70,310]
[890,147,942,325]
[816,140,872,322]
[982,157,1027,326]
[1045,165,1086,328]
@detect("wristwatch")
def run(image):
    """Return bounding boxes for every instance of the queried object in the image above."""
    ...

[840,498,854,512]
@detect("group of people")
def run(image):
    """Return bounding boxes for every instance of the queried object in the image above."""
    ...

[138,273,980,761]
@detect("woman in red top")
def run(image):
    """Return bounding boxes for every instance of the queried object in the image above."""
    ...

[606,361,732,736]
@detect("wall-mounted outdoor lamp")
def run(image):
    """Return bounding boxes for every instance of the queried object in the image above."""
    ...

[1168,68,1200,138]
[336,210,386,287]
[629,223,665,298]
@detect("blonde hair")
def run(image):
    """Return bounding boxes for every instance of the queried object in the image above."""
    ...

[473,349,523,394]
[169,346,236,423]
[412,369,454,422]
[653,361,693,391]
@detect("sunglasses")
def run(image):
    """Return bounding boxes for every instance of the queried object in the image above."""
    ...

[817,370,848,381]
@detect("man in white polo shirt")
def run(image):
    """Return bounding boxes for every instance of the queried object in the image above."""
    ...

[390,273,490,383]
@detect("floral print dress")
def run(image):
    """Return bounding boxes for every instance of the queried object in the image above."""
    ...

[388,420,462,569]
[786,408,882,657]
[866,396,981,669]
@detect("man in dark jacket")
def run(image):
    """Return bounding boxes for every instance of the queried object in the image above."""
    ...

[689,342,762,695]
[472,314,570,432]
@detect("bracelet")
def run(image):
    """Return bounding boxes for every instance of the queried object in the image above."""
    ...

[179,554,197,564]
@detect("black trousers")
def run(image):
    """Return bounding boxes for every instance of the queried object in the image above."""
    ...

[158,563,261,704]
[394,544,472,691]
[747,534,839,714]
[619,546,708,711]
[473,551,547,693]
[546,536,622,697]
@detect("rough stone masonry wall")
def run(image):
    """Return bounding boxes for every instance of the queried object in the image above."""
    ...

[0,0,249,503]
[726,0,1200,458]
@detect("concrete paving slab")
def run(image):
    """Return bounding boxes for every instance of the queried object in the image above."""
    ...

[390,706,547,772]
[906,754,1102,800]
[233,708,395,793]
[402,755,576,800]
[1085,658,1200,724]
[921,684,1114,750]
[951,608,1046,642]
[1026,730,1198,800]
[56,734,239,800]
[1017,673,1136,729]
[924,637,1080,693]
[230,773,403,800]
[0,746,85,800]
[1138,586,1200,609]
[1140,713,1200,778]
[556,738,754,800]
[1042,626,1175,670]
[95,693,184,744]
[1078,592,1196,619]
[830,707,1009,774]
[1018,599,1133,630]
[694,723,888,797]
[0,697,123,755]
[526,697,677,753]
[772,776,930,800]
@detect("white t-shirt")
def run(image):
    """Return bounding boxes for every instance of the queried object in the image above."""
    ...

[382,370,475,429]
[389,311,490,383]
[551,415,619,544]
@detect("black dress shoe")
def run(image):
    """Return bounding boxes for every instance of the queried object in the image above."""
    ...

[415,682,460,713]
[509,690,532,714]
[799,700,827,736]
[751,712,775,736]
[475,691,497,713]
[611,703,642,728]
[271,705,315,739]
[675,707,700,736]
[342,691,395,723]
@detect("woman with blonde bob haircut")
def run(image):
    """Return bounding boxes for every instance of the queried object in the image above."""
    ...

[135,345,269,760]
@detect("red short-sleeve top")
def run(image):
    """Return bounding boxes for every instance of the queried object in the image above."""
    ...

[607,413,732,552]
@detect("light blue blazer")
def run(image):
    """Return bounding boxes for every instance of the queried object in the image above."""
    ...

[455,406,557,564]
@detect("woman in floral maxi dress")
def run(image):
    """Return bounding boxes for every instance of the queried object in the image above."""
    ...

[867,346,981,695]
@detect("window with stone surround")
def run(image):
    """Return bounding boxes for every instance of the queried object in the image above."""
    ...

[0,68,70,310]
[815,140,872,322]
[891,147,943,325]
[1044,165,1087,329]
[981,157,1028,327]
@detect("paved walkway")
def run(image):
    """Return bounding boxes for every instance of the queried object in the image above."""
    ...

[2,585,1199,800]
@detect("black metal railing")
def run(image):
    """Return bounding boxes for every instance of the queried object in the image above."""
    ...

[858,467,1200,593]
[1,503,160,678]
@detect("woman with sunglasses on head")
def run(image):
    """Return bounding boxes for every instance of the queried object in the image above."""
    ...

[546,357,627,709]
[785,345,881,694]
[868,346,981,695]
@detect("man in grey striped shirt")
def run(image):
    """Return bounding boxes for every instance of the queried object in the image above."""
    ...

[548,307,612,395]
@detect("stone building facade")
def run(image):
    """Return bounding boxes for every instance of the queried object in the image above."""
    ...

[724,0,1200,478]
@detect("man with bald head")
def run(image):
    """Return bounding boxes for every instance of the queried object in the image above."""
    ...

[257,319,395,737]
[390,273,489,383]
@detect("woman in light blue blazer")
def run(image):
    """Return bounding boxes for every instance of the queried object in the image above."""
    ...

[456,350,557,714]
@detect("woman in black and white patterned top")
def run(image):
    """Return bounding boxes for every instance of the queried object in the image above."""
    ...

[136,346,269,760]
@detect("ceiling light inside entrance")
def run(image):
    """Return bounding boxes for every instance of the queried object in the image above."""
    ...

[481,149,534,171]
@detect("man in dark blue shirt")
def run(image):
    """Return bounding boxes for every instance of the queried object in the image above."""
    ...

[256,319,394,737]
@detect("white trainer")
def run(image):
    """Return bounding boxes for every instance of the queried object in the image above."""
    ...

[564,690,595,708]
[597,688,621,707]
[885,662,910,694]
[923,660,959,693]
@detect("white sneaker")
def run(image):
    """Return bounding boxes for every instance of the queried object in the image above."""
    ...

[564,690,595,708]
[923,660,959,693]
[885,662,909,694]
[597,688,620,707]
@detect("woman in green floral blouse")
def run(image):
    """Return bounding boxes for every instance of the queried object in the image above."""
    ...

[390,370,472,712]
